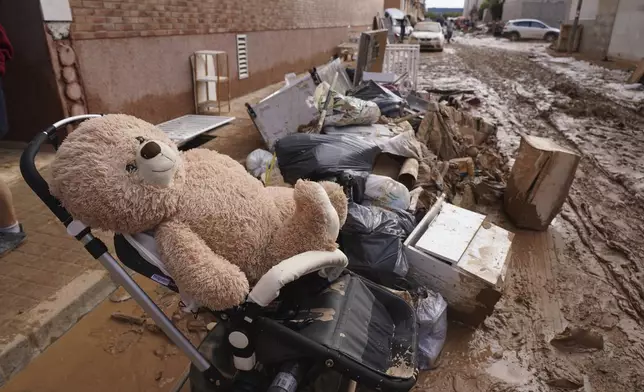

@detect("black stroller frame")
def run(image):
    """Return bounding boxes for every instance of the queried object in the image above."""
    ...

[21,115,419,392]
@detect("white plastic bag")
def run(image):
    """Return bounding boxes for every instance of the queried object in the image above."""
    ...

[417,290,448,370]
[364,175,411,210]
[382,130,424,160]
[246,149,274,178]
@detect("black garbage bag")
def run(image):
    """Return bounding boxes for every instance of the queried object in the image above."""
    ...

[275,134,381,185]
[319,170,369,203]
[349,81,405,117]
[339,202,416,288]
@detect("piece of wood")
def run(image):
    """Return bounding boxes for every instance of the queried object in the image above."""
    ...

[504,134,581,231]
[627,59,644,84]
[415,203,485,265]
[457,221,514,286]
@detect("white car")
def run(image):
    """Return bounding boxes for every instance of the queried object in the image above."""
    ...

[411,22,445,51]
[502,19,560,42]
[385,8,414,39]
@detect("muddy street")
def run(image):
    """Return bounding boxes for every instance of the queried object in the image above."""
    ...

[414,39,644,391]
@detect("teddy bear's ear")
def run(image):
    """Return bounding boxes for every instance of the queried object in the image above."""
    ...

[50,114,181,233]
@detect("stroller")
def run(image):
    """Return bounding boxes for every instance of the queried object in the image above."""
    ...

[21,115,419,392]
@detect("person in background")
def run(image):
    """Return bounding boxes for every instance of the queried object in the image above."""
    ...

[0,23,25,254]
[446,19,454,44]
[400,17,407,43]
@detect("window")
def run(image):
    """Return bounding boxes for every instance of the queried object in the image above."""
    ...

[531,22,547,28]
[416,23,442,32]
[514,21,531,27]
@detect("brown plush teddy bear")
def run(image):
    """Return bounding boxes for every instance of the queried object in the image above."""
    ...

[50,115,348,310]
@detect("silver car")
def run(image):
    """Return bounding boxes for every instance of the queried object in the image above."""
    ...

[502,19,560,42]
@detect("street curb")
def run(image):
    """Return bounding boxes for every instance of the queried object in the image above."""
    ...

[0,269,116,386]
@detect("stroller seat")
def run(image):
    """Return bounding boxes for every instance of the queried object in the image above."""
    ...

[282,274,416,379]
[115,232,418,384]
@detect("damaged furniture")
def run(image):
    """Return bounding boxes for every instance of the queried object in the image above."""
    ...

[190,50,231,114]
[246,74,319,150]
[404,195,514,326]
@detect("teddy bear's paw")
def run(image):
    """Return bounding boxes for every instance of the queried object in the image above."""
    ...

[294,180,340,241]
[198,274,250,311]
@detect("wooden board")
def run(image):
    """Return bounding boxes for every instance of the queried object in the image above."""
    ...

[415,203,485,265]
[457,223,514,286]
[354,29,388,86]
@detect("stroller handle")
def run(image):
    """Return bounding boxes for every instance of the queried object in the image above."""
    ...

[20,114,102,226]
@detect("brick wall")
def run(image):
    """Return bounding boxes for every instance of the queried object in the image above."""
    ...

[69,0,384,40]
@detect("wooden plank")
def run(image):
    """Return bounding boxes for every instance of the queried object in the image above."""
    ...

[457,222,514,286]
[627,59,644,84]
[414,203,485,265]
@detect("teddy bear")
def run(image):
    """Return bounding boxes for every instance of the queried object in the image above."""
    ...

[50,114,348,310]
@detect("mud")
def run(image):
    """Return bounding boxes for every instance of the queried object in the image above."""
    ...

[414,42,644,392]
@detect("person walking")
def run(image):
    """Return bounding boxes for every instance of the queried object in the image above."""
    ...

[446,20,454,44]
[400,17,407,43]
[0,23,25,255]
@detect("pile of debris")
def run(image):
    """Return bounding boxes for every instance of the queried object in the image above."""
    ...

[241,29,525,370]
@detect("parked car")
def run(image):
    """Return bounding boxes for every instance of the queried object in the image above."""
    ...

[502,19,560,42]
[385,8,414,38]
[411,21,445,51]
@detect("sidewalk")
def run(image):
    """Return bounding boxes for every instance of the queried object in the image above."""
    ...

[0,79,284,388]
[0,150,116,386]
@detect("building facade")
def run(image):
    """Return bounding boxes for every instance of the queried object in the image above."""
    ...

[502,0,570,27]
[568,0,644,61]
[0,0,383,143]
[463,0,482,19]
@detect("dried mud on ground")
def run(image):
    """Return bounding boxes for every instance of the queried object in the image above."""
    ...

[414,43,644,392]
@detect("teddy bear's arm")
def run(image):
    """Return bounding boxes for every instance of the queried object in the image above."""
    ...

[155,220,250,310]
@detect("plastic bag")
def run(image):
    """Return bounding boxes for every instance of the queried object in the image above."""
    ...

[350,81,404,117]
[339,203,416,287]
[364,175,411,210]
[382,130,424,160]
[417,290,448,370]
[275,134,381,185]
[314,82,381,127]
[318,170,369,204]
[246,149,274,178]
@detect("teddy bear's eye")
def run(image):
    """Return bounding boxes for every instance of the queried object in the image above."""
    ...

[126,163,138,173]
[135,136,145,144]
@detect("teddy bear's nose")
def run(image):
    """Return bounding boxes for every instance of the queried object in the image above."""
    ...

[140,141,162,160]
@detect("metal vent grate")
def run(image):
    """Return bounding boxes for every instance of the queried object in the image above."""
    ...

[236,34,249,80]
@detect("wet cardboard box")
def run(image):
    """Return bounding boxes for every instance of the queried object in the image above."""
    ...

[404,196,514,327]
